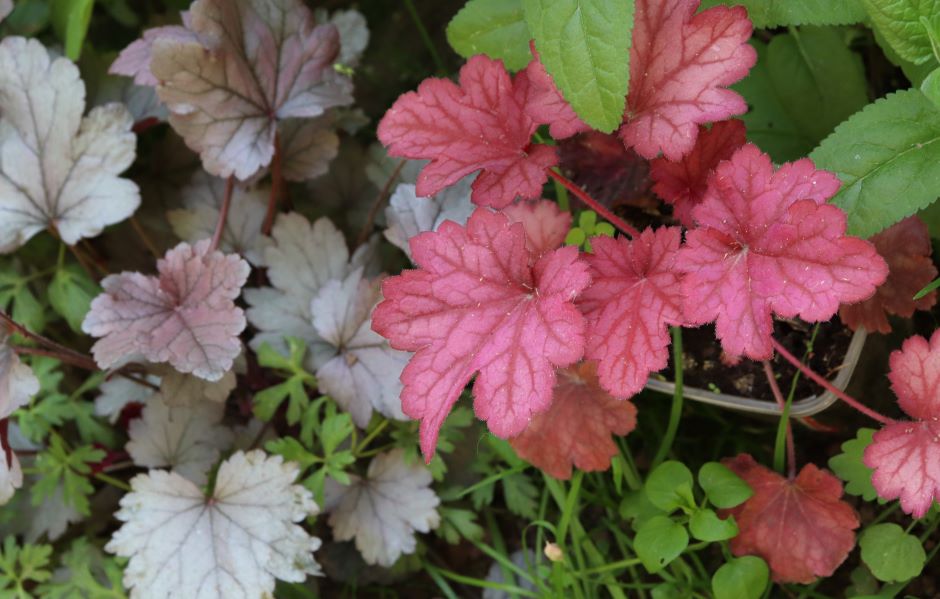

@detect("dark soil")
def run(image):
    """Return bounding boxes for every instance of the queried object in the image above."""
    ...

[660,318,855,401]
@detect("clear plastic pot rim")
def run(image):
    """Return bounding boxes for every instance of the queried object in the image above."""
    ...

[644,327,868,417]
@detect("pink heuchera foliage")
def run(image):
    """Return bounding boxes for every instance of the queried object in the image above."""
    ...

[509,362,636,480]
[679,144,888,360]
[517,43,590,140]
[622,0,755,160]
[578,227,684,398]
[502,199,572,257]
[377,55,557,209]
[82,240,250,382]
[372,208,590,458]
[721,454,859,584]
[650,119,747,227]
[864,331,940,517]
[840,217,938,334]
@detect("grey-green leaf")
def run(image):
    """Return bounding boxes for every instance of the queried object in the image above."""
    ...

[447,0,532,72]
[700,0,867,28]
[810,89,940,238]
[862,0,940,65]
[860,523,927,582]
[712,556,769,599]
[523,0,633,132]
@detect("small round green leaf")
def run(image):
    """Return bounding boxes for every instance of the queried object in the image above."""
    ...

[689,508,738,542]
[635,515,689,573]
[698,462,753,508]
[860,523,926,583]
[645,461,695,512]
[712,556,769,599]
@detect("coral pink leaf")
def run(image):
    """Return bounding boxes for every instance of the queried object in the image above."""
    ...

[372,208,590,458]
[83,240,250,382]
[679,145,887,360]
[124,0,353,180]
[888,331,940,421]
[721,454,859,584]
[864,420,940,518]
[621,0,755,160]
[840,217,938,334]
[377,55,557,209]
[650,119,747,227]
[510,362,636,480]
[578,227,684,397]
[517,44,590,140]
[502,199,572,257]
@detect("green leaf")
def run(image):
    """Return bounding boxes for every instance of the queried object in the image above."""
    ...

[321,411,354,455]
[828,428,879,501]
[502,472,538,519]
[712,556,769,599]
[689,508,738,542]
[447,0,531,71]
[619,488,666,528]
[644,460,695,512]
[51,0,95,60]
[32,436,105,516]
[922,67,940,108]
[436,507,485,544]
[915,276,940,300]
[860,523,926,583]
[12,285,45,335]
[700,0,867,28]
[48,263,100,333]
[698,462,753,508]
[2,0,51,36]
[862,0,940,64]
[0,536,53,597]
[634,515,689,573]
[523,0,633,132]
[810,89,940,238]
[764,27,869,143]
[37,538,126,599]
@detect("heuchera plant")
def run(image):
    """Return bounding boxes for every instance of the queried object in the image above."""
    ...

[0,0,938,596]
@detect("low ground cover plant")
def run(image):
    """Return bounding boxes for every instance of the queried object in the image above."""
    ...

[0,0,938,597]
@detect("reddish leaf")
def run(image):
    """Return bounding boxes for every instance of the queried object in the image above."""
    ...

[864,331,940,517]
[377,55,557,209]
[721,454,859,584]
[372,208,590,458]
[650,119,747,227]
[840,217,938,334]
[510,362,636,479]
[578,227,684,397]
[502,199,572,257]
[83,240,250,381]
[517,44,590,140]
[558,132,652,210]
[621,0,755,160]
[678,145,887,360]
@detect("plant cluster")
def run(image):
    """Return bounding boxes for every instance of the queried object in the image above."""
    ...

[0,0,937,597]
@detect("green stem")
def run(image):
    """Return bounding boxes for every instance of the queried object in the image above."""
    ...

[765,360,796,479]
[403,0,446,74]
[94,472,131,492]
[354,419,389,456]
[424,564,538,597]
[652,327,684,468]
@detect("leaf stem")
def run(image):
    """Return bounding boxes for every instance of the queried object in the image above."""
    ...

[356,158,407,247]
[652,327,684,468]
[262,133,283,236]
[402,0,447,74]
[210,176,235,253]
[94,472,131,492]
[770,337,892,425]
[546,169,641,238]
[763,360,796,479]
[0,311,94,364]
[129,216,161,260]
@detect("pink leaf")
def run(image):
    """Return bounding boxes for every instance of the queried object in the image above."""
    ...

[864,331,940,517]
[578,227,684,397]
[517,44,590,140]
[721,454,859,584]
[502,199,572,257]
[510,362,635,479]
[840,217,938,334]
[621,0,755,160]
[83,240,250,381]
[117,0,353,180]
[678,145,887,360]
[372,208,590,458]
[650,119,747,227]
[377,55,557,209]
